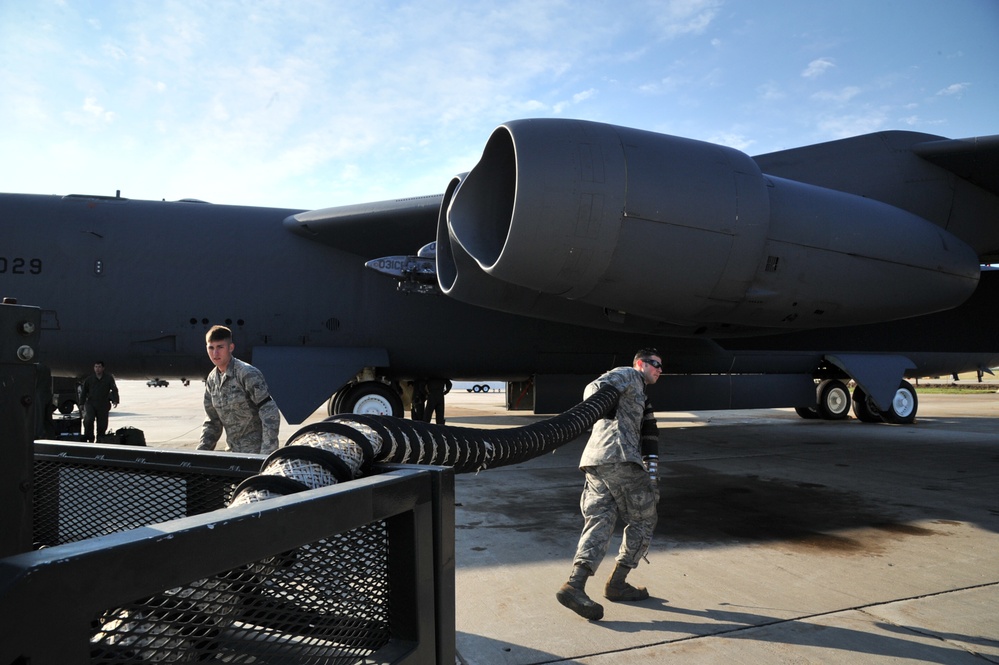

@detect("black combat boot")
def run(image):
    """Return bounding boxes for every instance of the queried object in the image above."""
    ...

[556,565,604,620]
[604,563,649,601]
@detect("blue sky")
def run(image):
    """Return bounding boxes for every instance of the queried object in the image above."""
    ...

[2,0,996,211]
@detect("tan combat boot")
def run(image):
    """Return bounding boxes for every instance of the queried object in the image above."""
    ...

[604,563,649,601]
[556,565,604,620]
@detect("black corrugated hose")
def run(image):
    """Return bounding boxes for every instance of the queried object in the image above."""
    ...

[91,384,620,660]
[230,383,621,505]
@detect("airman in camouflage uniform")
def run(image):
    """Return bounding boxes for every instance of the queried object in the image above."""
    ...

[556,349,662,621]
[198,325,280,455]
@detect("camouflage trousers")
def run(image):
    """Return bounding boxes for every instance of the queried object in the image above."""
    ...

[572,461,659,573]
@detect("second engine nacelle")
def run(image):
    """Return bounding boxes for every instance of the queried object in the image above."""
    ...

[441,118,980,332]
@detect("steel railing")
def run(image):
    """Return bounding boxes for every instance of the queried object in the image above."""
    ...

[0,442,454,664]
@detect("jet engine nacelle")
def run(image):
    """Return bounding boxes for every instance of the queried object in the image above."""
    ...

[440,118,980,332]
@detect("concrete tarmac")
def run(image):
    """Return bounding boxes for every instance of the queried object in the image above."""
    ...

[94,381,999,664]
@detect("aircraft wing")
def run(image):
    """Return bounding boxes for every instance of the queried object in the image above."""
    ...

[753,131,999,264]
[753,131,999,199]
[911,134,999,198]
[283,194,443,258]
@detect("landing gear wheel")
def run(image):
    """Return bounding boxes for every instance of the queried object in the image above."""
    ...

[794,406,821,419]
[881,380,918,424]
[338,382,404,417]
[816,379,851,420]
[851,386,883,423]
[326,386,350,416]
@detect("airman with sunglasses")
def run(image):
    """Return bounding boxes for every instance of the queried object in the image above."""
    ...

[556,348,662,621]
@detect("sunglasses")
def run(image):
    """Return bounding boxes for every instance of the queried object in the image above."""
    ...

[642,358,663,370]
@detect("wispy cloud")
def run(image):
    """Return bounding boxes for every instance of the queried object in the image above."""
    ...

[707,131,754,152]
[802,58,835,78]
[937,82,970,97]
[811,86,862,103]
[757,81,785,101]
[816,111,888,138]
[62,96,117,127]
[652,0,723,39]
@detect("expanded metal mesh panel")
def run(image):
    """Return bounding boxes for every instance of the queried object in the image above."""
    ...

[28,453,400,663]
[32,459,238,547]
[11,447,451,663]
[90,521,392,664]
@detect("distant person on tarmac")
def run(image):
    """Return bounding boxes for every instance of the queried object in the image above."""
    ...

[411,378,428,421]
[423,377,452,425]
[556,348,662,621]
[198,325,280,455]
[80,360,120,442]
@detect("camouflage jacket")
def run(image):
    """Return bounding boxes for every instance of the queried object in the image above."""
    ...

[199,357,280,455]
[579,366,650,468]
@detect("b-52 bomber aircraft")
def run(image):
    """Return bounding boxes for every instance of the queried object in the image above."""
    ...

[2,119,997,425]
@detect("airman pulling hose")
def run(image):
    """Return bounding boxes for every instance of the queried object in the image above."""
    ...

[92,384,622,661]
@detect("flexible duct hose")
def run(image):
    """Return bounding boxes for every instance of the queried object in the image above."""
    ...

[229,383,620,505]
[91,385,620,661]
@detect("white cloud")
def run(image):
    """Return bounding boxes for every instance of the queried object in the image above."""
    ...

[757,81,784,101]
[62,97,116,127]
[82,97,107,117]
[707,131,754,152]
[816,111,888,139]
[102,42,127,60]
[639,75,686,95]
[802,58,835,78]
[811,86,862,103]
[937,82,970,96]
[652,0,723,39]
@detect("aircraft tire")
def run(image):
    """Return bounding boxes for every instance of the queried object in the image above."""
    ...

[338,381,404,418]
[851,386,883,423]
[880,380,918,424]
[794,406,821,419]
[326,386,350,416]
[816,379,851,420]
